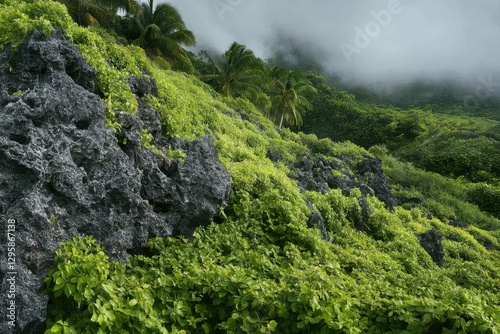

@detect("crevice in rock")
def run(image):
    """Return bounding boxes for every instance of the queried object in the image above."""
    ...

[30,116,46,128]
[9,133,30,145]
[24,94,41,109]
[74,118,91,130]
[419,229,445,266]
[46,181,82,210]
[152,203,171,215]
[159,159,177,177]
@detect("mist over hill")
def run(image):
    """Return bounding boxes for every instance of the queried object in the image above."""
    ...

[164,0,500,95]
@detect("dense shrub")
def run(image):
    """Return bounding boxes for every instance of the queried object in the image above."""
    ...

[467,183,500,219]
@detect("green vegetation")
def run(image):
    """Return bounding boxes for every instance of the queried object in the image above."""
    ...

[269,66,316,129]
[2,1,500,333]
[56,0,140,27]
[199,45,316,129]
[302,73,500,182]
[200,42,265,100]
[125,0,196,71]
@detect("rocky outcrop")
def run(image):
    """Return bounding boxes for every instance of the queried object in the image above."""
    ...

[292,154,396,207]
[418,229,445,266]
[0,30,230,333]
[306,211,330,241]
[290,153,397,232]
[356,155,398,209]
[128,75,158,97]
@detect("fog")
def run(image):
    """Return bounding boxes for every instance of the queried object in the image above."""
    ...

[157,0,500,90]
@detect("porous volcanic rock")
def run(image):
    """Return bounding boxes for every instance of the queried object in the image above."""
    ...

[291,153,397,232]
[0,30,230,333]
[419,229,445,266]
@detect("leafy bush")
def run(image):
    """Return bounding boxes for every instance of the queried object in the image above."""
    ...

[467,183,500,219]
[0,0,73,50]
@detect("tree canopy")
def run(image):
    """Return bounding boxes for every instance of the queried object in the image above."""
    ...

[269,66,316,129]
[58,0,140,27]
[201,42,265,100]
[132,0,195,70]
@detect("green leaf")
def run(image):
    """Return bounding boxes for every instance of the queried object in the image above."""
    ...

[50,323,62,333]
[423,313,432,323]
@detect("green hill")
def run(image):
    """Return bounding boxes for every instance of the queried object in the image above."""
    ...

[1,1,499,333]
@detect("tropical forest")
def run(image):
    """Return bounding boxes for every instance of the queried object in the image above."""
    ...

[0,0,499,333]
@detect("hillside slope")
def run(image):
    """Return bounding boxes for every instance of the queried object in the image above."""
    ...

[0,1,499,333]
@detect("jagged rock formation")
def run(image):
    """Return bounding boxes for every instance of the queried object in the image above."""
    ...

[292,154,396,207]
[0,30,230,333]
[418,229,445,266]
[290,153,397,232]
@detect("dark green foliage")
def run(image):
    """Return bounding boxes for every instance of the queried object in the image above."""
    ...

[302,72,500,182]
[201,42,265,100]
[396,125,500,181]
[376,149,500,231]
[467,183,500,219]
[130,0,196,71]
[268,66,316,129]
[57,0,141,27]
[302,73,429,148]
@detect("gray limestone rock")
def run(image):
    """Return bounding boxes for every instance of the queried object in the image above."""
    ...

[0,30,230,333]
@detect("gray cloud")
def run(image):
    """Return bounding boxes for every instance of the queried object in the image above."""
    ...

[157,0,500,86]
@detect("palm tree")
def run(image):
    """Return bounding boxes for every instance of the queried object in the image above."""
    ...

[59,0,140,27]
[201,42,264,100]
[132,0,195,69]
[269,66,316,129]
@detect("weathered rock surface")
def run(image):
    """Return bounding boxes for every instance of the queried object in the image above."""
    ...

[291,153,397,232]
[306,211,330,241]
[419,229,445,266]
[0,30,230,333]
[292,153,396,207]
[128,75,158,97]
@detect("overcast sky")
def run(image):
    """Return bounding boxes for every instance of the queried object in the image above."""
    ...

[156,0,500,85]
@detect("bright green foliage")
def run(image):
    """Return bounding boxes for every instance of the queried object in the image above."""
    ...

[165,149,185,164]
[3,1,500,333]
[73,28,142,121]
[45,206,500,333]
[139,129,164,156]
[0,0,74,50]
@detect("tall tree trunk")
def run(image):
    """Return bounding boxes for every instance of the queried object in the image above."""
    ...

[279,113,284,129]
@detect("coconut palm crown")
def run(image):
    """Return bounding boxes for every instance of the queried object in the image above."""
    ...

[133,0,195,68]
[201,42,264,100]
[269,66,317,129]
